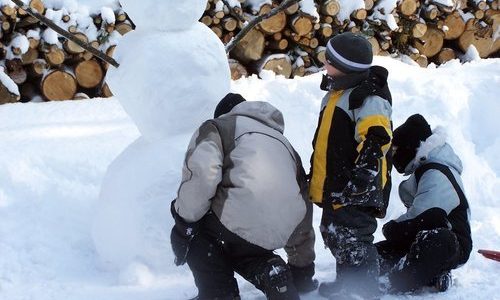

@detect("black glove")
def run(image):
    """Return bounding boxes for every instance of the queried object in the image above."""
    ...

[342,166,377,198]
[288,263,318,293]
[170,200,200,266]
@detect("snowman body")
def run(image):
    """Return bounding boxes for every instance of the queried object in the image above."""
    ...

[92,0,230,273]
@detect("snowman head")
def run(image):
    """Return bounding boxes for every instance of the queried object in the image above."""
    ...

[106,23,231,141]
[120,0,207,31]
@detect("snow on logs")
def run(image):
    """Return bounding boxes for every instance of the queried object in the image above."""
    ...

[0,0,499,104]
[0,1,130,104]
[202,0,500,80]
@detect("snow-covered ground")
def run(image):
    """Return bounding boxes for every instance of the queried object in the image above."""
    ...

[1,57,499,300]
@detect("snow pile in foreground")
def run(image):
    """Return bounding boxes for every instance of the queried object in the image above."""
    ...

[0,57,499,299]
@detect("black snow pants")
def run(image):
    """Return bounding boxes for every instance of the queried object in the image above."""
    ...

[320,205,379,297]
[376,228,462,292]
[186,212,299,300]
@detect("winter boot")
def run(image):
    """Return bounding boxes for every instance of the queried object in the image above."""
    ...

[318,281,342,298]
[431,271,452,292]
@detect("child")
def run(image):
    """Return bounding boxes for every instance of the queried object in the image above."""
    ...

[377,114,472,293]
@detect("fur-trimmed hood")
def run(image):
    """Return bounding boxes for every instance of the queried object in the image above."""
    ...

[404,126,463,175]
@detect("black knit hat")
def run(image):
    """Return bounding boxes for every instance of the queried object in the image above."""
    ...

[393,114,432,150]
[392,114,433,173]
[325,32,373,74]
[214,93,246,118]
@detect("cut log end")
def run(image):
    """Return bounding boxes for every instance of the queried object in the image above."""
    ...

[75,59,104,89]
[41,70,77,101]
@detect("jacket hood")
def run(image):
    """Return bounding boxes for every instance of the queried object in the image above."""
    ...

[224,101,285,133]
[404,126,463,175]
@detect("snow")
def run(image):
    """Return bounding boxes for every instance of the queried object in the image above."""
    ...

[0,67,19,95]
[300,0,320,21]
[43,0,120,14]
[9,34,29,55]
[100,6,116,24]
[119,0,207,31]
[96,0,230,274]
[1,56,500,299]
[461,45,481,62]
[370,0,400,31]
[337,0,365,23]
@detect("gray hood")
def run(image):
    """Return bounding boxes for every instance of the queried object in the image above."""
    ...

[405,127,463,175]
[225,101,285,134]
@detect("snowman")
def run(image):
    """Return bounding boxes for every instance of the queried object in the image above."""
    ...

[91,0,230,279]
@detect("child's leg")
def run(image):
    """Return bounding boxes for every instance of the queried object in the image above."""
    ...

[186,231,240,299]
[375,240,407,275]
[388,228,461,293]
[320,205,379,297]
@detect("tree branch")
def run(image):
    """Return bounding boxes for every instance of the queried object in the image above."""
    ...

[220,0,247,24]
[11,0,120,68]
[225,0,302,53]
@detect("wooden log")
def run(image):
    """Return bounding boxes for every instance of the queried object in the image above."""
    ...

[21,47,38,65]
[437,47,457,64]
[319,23,333,39]
[321,0,340,16]
[314,46,327,64]
[470,0,488,10]
[458,18,500,57]
[266,38,289,50]
[63,32,88,54]
[422,5,439,21]
[414,27,444,58]
[351,9,367,20]
[258,54,292,78]
[82,41,101,61]
[0,72,20,104]
[368,36,381,55]
[210,25,223,38]
[29,58,48,77]
[201,15,213,26]
[102,45,116,71]
[398,0,418,16]
[44,45,65,66]
[29,0,45,14]
[222,17,238,31]
[364,0,375,10]
[5,59,27,85]
[101,82,113,98]
[290,15,313,36]
[474,9,485,20]
[75,59,104,89]
[285,3,300,15]
[229,58,248,80]
[41,70,77,101]
[415,54,428,67]
[259,12,287,34]
[115,22,133,35]
[231,28,265,62]
[1,5,17,18]
[411,22,428,39]
[222,32,235,44]
[443,11,466,40]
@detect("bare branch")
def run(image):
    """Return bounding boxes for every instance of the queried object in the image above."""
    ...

[220,0,247,24]
[225,0,302,53]
[11,0,120,68]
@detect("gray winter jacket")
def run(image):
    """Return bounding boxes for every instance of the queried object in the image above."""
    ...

[174,101,315,266]
[397,128,467,222]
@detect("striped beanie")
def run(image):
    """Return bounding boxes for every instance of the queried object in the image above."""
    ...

[325,32,373,74]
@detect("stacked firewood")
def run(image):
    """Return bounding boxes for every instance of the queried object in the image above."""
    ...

[204,0,499,79]
[0,0,132,105]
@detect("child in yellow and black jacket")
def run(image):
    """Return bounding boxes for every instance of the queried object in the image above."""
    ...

[309,32,393,299]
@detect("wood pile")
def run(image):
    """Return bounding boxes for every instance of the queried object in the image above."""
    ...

[0,0,132,105]
[202,0,500,79]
